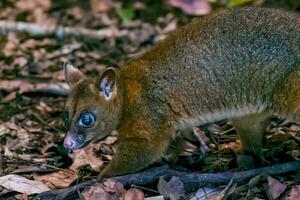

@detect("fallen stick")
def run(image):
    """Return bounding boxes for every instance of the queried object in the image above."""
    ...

[34,161,300,200]
[0,21,128,40]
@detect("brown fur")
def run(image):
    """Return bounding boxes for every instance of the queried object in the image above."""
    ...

[64,7,300,177]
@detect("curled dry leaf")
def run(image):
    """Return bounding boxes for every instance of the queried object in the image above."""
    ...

[286,185,300,200]
[70,143,105,172]
[190,187,223,200]
[289,125,300,132]
[0,80,67,93]
[123,188,145,200]
[0,174,50,195]
[81,179,125,200]
[2,91,17,103]
[69,136,117,172]
[36,101,54,114]
[267,176,287,199]
[15,0,51,11]
[168,0,212,16]
[0,123,11,136]
[90,0,115,14]
[158,176,185,199]
[218,140,241,153]
[33,169,78,189]
[1,122,31,149]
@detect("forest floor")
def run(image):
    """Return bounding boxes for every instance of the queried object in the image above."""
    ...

[0,0,300,199]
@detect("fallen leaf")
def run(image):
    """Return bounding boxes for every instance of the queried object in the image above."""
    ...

[267,176,287,199]
[168,0,212,15]
[2,91,17,103]
[66,6,84,20]
[286,185,300,200]
[81,179,125,200]
[0,174,50,195]
[158,176,185,199]
[15,193,29,200]
[0,80,68,95]
[33,169,78,189]
[36,101,54,113]
[123,188,144,200]
[289,125,300,132]
[190,187,223,200]
[90,0,115,14]
[145,196,164,200]
[0,124,10,136]
[70,143,104,172]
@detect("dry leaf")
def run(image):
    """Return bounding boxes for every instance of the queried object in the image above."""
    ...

[66,6,84,20]
[90,0,114,14]
[190,187,223,200]
[15,193,29,200]
[70,143,104,172]
[0,174,50,195]
[0,80,68,95]
[145,196,164,200]
[0,124,10,136]
[123,188,144,200]
[286,185,300,200]
[3,32,19,57]
[289,125,300,132]
[33,169,78,189]
[36,101,54,113]
[158,176,185,199]
[2,91,17,103]
[81,179,125,200]
[267,176,287,199]
[168,0,211,15]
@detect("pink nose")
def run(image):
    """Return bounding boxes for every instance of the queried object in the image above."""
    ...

[64,133,75,149]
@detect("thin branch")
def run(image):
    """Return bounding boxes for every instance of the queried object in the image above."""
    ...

[34,161,300,200]
[0,21,128,40]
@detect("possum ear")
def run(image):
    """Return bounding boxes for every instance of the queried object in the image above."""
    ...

[98,67,117,101]
[64,61,85,86]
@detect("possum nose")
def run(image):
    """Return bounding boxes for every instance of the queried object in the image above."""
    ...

[64,134,75,149]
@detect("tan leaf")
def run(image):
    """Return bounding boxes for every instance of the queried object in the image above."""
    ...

[90,0,114,14]
[0,124,10,136]
[0,80,68,94]
[70,143,104,172]
[158,176,185,199]
[69,136,116,172]
[36,101,54,113]
[2,91,17,103]
[289,125,300,132]
[168,0,211,16]
[286,185,300,200]
[123,188,144,200]
[0,80,33,93]
[0,174,50,195]
[145,196,164,200]
[267,176,287,199]
[81,179,125,200]
[33,169,78,189]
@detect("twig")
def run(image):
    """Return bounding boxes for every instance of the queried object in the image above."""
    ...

[31,112,61,133]
[23,87,69,97]
[34,161,300,200]
[0,146,3,176]
[0,21,128,40]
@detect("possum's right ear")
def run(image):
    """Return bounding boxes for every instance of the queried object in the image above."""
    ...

[64,61,85,87]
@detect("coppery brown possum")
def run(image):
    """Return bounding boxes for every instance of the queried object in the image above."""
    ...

[63,7,300,177]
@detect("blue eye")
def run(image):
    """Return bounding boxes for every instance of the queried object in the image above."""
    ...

[79,112,95,128]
